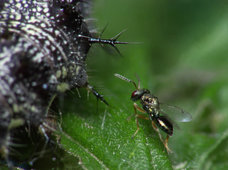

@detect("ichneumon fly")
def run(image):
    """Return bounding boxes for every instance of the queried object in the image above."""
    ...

[114,73,192,152]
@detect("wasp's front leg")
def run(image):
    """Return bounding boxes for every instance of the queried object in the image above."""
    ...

[131,103,149,138]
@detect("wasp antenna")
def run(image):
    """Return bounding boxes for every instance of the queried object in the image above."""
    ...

[114,73,138,89]
[114,73,131,82]
[135,73,141,89]
[131,81,138,90]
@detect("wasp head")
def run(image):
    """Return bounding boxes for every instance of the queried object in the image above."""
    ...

[131,89,150,101]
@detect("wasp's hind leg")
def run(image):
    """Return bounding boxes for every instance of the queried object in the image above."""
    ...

[151,122,172,153]
[163,135,172,153]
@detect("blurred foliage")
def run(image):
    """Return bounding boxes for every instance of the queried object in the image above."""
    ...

[55,0,228,169]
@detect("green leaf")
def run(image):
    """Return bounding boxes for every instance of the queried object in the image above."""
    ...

[58,90,172,169]
[198,130,228,170]
[57,0,228,169]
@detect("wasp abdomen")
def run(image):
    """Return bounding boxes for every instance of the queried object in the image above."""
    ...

[155,116,173,136]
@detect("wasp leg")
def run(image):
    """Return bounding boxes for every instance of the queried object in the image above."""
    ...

[131,103,148,138]
[151,121,159,133]
[131,114,150,138]
[132,115,140,138]
[152,121,163,141]
[163,135,172,153]
[151,122,172,153]
[86,84,109,106]
[151,121,163,145]
[134,103,146,113]
[128,103,146,121]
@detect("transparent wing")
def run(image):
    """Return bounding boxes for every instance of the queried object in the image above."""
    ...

[159,103,192,122]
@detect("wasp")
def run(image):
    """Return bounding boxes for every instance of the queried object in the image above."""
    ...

[114,73,192,152]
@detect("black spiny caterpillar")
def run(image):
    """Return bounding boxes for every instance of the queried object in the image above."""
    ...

[0,0,125,167]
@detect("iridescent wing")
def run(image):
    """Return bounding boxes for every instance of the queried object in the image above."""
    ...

[159,103,192,122]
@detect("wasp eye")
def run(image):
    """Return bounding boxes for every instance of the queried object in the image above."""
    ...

[131,90,137,97]
[131,90,141,101]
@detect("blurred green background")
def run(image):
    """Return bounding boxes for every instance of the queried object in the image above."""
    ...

[74,0,228,169]
[45,0,228,169]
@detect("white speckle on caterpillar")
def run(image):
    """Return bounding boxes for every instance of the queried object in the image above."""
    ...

[0,0,94,167]
[0,0,126,168]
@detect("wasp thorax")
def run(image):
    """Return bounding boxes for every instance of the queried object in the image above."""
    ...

[141,94,159,108]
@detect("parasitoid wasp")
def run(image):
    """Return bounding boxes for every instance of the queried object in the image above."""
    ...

[114,73,192,152]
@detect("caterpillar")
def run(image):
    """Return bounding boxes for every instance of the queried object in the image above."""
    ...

[0,0,126,167]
